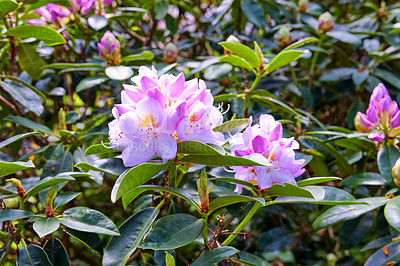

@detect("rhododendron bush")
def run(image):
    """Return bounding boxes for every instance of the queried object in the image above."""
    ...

[1,0,400,265]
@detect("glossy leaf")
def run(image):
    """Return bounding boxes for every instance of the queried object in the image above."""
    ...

[121,51,155,62]
[84,143,116,155]
[25,176,74,198]
[64,227,102,254]
[265,183,315,198]
[340,173,387,189]
[6,25,66,46]
[219,42,259,69]
[327,31,362,46]
[111,162,168,203]
[43,63,103,70]
[210,177,258,191]
[204,63,232,80]
[364,241,400,266]
[33,217,60,238]
[0,0,19,20]
[60,207,119,236]
[0,132,42,150]
[103,208,159,266]
[241,0,265,28]
[208,195,265,214]
[177,141,223,155]
[121,185,200,212]
[213,118,249,133]
[181,153,271,167]
[265,50,304,74]
[17,43,46,80]
[75,158,127,176]
[378,143,400,182]
[297,177,342,187]
[219,55,254,70]
[105,66,134,81]
[76,76,109,93]
[384,196,400,232]
[54,192,81,210]
[191,246,239,266]
[0,209,34,223]
[140,214,204,250]
[5,116,54,136]
[0,160,34,177]
[312,197,388,231]
[282,37,318,52]
[42,152,74,178]
[44,238,70,266]
[18,245,52,266]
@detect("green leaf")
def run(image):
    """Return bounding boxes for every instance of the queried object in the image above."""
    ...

[0,209,34,223]
[25,176,74,198]
[251,95,299,116]
[219,55,254,70]
[0,132,42,150]
[64,227,102,254]
[88,15,108,31]
[1,80,44,114]
[297,177,342,187]
[241,0,265,28]
[327,31,362,46]
[44,238,70,266]
[0,160,34,177]
[18,245,52,266]
[140,214,204,250]
[111,162,168,203]
[121,185,200,212]
[265,50,304,74]
[76,76,109,93]
[5,116,54,136]
[165,251,175,266]
[33,217,60,238]
[265,183,315,198]
[191,246,239,266]
[42,152,73,177]
[219,42,259,69]
[213,118,249,133]
[384,196,400,232]
[177,141,223,155]
[17,43,46,80]
[2,75,46,101]
[312,197,388,231]
[84,143,116,155]
[374,68,400,91]
[105,66,134,81]
[282,37,318,52]
[214,93,240,102]
[208,195,265,214]
[54,192,81,210]
[42,63,103,70]
[203,63,232,80]
[60,207,119,236]
[352,68,369,86]
[121,51,155,62]
[378,143,400,182]
[210,177,258,191]
[319,68,356,82]
[0,0,19,20]
[75,158,127,176]
[154,0,168,20]
[340,173,387,189]
[6,25,66,46]
[103,208,159,266]
[364,241,400,266]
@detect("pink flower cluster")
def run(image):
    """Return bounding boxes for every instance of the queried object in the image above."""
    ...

[26,3,71,26]
[109,66,224,166]
[357,83,400,142]
[70,0,112,15]
[229,115,305,194]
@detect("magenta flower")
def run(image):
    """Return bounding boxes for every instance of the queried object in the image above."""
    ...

[26,3,71,26]
[229,115,305,194]
[97,31,121,65]
[357,83,400,142]
[108,66,224,166]
[70,0,112,15]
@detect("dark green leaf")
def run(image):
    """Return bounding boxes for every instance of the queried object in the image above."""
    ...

[61,207,119,236]
[103,208,159,266]
[42,63,103,70]
[17,43,46,80]
[374,68,400,91]
[384,196,400,232]
[64,227,103,254]
[282,37,318,52]
[25,176,74,198]
[76,76,109,93]
[203,63,232,80]
[43,144,64,161]
[111,162,168,203]
[181,153,271,167]
[219,42,259,69]
[5,116,54,136]
[340,173,387,189]
[378,143,400,182]
[364,241,400,266]
[54,192,81,210]
[0,209,34,223]
[177,141,223,155]
[312,197,388,231]
[0,132,42,150]
[352,68,369,86]
[191,246,239,266]
[154,0,168,20]
[319,68,355,82]
[140,214,204,250]
[0,160,34,177]
[214,93,240,102]
[84,143,116,155]
[208,195,265,214]
[75,158,127,176]
[6,25,66,46]
[210,177,258,191]
[121,51,155,62]
[42,152,74,177]
[18,245,52,266]
[297,177,342,186]
[0,0,19,20]
[44,238,70,266]
[33,217,60,238]
[265,183,315,198]
[241,0,265,28]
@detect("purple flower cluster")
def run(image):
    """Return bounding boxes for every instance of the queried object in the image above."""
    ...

[357,83,400,142]
[229,115,305,194]
[26,3,71,26]
[108,66,224,166]
[98,31,121,65]
[70,0,112,15]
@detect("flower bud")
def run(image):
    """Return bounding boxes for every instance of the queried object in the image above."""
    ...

[298,0,309,13]
[354,113,372,133]
[45,186,58,217]
[318,12,335,33]
[197,169,212,213]
[163,42,179,64]
[97,31,121,65]
[378,1,387,20]
[6,178,25,197]
[276,26,292,48]
[393,157,400,188]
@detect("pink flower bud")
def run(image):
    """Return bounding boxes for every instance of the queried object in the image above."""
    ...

[298,0,309,13]
[318,12,335,33]
[276,26,292,48]
[98,31,121,65]
[163,42,178,64]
